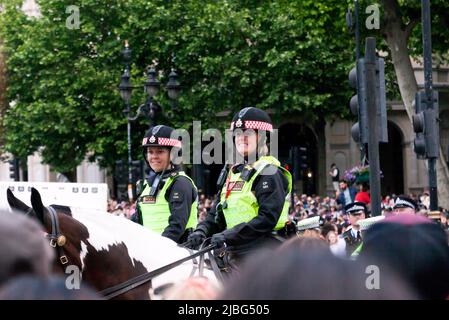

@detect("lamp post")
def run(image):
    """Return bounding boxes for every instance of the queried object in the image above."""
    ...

[118,40,181,201]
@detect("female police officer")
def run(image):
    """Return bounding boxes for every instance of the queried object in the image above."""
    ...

[135,125,198,244]
[187,107,292,260]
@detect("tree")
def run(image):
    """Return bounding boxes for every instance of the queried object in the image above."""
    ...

[375,0,449,209]
[0,0,353,175]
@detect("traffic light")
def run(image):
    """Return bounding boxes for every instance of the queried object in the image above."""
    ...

[131,160,144,184]
[297,146,308,170]
[349,56,388,144]
[8,159,19,181]
[114,160,127,184]
[348,62,368,144]
[413,90,439,159]
[289,146,308,180]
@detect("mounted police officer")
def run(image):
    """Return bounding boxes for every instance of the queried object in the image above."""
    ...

[186,107,292,264]
[134,125,198,244]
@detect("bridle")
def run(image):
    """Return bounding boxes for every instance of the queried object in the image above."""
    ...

[46,206,69,269]
[26,206,70,271]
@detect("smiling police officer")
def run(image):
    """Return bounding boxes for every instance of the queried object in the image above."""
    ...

[186,107,292,262]
[135,125,198,244]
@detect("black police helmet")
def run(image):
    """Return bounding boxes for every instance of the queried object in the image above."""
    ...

[142,125,181,167]
[142,125,180,149]
[230,107,273,132]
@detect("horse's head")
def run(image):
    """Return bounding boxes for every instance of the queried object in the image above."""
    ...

[7,188,208,299]
[29,188,88,276]
[28,188,151,299]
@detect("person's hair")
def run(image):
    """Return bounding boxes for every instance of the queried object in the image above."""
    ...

[0,276,102,300]
[0,210,54,286]
[220,237,416,299]
[257,131,269,157]
[359,182,369,192]
[320,223,337,238]
[162,277,219,300]
[360,216,449,300]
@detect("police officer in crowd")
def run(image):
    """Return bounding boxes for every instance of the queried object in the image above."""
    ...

[342,202,366,257]
[186,107,292,260]
[392,195,417,215]
[134,125,198,244]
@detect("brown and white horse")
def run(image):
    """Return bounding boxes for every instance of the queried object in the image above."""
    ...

[7,188,219,299]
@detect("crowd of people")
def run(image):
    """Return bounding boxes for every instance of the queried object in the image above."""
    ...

[108,189,449,233]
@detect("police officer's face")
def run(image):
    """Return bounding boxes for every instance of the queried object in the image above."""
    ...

[235,130,258,157]
[349,212,365,226]
[147,147,170,172]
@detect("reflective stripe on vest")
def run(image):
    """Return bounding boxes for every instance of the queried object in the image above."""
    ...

[351,242,363,259]
[138,171,198,234]
[220,156,292,230]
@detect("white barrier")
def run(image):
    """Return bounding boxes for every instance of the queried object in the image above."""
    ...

[0,182,108,212]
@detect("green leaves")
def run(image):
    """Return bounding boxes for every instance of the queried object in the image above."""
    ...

[0,0,354,172]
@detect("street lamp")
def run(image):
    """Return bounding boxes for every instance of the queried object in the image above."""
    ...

[118,40,181,201]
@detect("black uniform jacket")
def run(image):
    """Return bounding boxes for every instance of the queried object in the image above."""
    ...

[196,163,289,248]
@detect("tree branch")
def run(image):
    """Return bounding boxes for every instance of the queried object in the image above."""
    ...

[404,18,419,41]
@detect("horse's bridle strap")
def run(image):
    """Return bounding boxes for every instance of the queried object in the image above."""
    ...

[47,206,69,267]
[100,244,216,299]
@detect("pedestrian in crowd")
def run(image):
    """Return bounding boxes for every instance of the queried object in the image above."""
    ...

[336,179,357,211]
[420,192,430,209]
[355,182,371,206]
[134,125,198,244]
[0,210,53,287]
[341,202,366,257]
[219,237,416,299]
[329,163,340,193]
[321,223,346,257]
[360,213,449,300]
[187,107,292,266]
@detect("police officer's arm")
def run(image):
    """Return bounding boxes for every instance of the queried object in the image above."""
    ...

[221,166,288,246]
[162,176,196,243]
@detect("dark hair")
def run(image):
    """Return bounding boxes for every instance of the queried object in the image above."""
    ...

[321,223,336,238]
[360,216,449,299]
[220,238,416,299]
[336,224,344,235]
[0,276,102,300]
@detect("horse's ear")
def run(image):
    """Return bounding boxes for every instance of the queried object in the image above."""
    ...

[30,188,45,224]
[7,189,32,213]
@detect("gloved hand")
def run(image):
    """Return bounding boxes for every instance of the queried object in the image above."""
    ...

[186,230,206,249]
[210,233,227,249]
